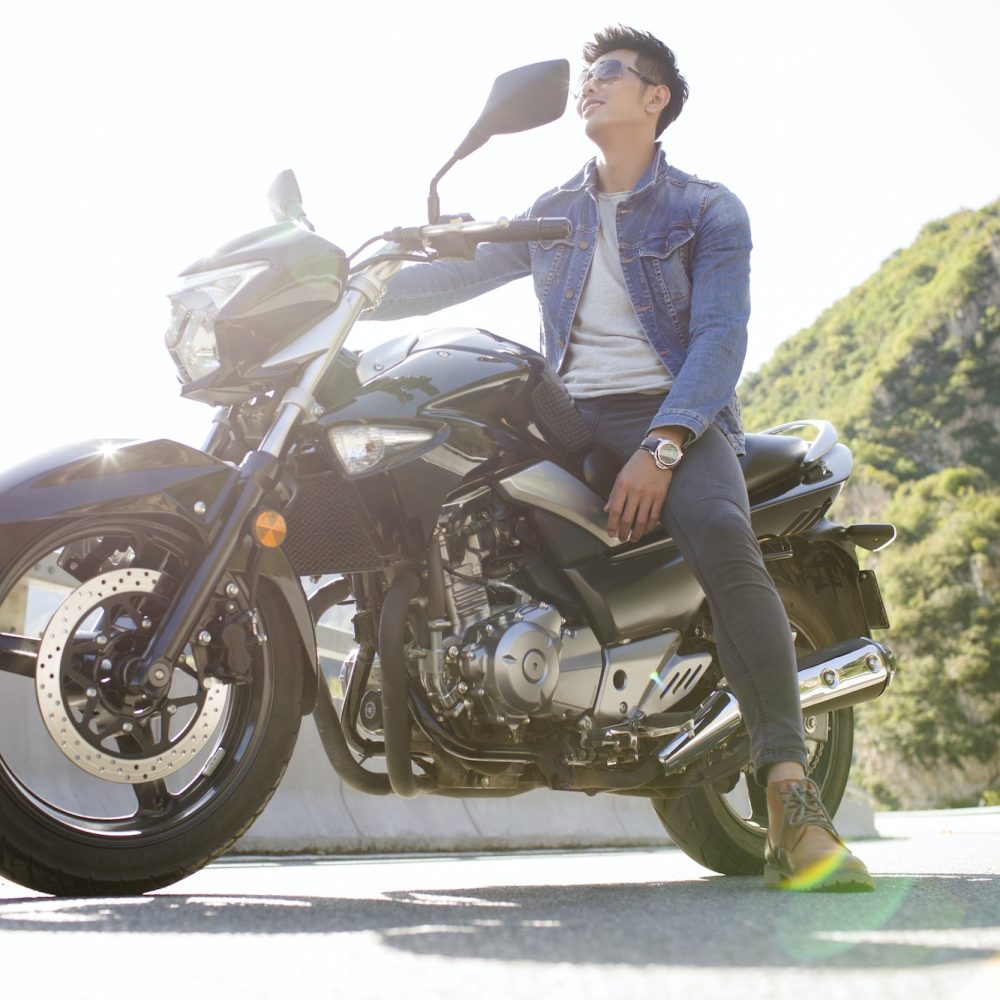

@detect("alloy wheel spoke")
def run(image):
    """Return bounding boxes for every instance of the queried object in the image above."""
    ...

[131,779,173,818]
[129,723,152,752]
[167,694,201,709]
[175,661,201,682]
[63,664,98,693]
[747,776,769,825]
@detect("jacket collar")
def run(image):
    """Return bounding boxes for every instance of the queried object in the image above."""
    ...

[558,143,667,196]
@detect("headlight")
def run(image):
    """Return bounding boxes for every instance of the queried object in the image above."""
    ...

[165,262,269,382]
[328,424,436,476]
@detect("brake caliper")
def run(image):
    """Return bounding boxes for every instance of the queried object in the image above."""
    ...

[206,607,267,684]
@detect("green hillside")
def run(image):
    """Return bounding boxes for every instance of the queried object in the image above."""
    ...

[739,199,1000,809]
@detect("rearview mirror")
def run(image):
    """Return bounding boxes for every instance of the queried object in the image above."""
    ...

[267,169,313,230]
[429,59,569,222]
[454,59,570,160]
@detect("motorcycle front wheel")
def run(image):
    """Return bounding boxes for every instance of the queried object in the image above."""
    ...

[650,584,858,876]
[0,516,303,896]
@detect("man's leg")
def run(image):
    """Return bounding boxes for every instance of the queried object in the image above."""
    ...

[661,425,810,776]
[577,395,806,775]
[576,394,873,890]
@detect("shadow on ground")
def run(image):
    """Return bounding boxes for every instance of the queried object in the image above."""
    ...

[2,871,999,969]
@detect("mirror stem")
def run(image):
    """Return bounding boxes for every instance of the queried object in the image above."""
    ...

[428,156,458,224]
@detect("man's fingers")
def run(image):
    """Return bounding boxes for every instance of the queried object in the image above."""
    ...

[617,495,641,541]
[604,488,624,535]
[637,494,667,538]
[633,500,654,539]
[606,458,673,540]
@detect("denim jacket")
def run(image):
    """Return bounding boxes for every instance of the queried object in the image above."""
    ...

[369,145,751,453]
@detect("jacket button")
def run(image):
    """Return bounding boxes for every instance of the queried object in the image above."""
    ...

[565,289,575,299]
[579,240,589,250]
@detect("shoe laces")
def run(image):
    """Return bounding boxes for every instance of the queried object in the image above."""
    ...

[779,779,838,839]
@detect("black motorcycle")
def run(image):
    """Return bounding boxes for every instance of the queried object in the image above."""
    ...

[0,60,895,895]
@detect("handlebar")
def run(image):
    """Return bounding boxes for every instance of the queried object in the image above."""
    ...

[380,217,572,257]
[484,218,572,243]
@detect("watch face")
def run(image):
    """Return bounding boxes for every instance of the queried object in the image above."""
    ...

[655,440,682,467]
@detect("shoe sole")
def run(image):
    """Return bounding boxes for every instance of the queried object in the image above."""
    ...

[764,862,874,893]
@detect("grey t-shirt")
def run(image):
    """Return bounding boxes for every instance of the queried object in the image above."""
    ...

[560,190,673,399]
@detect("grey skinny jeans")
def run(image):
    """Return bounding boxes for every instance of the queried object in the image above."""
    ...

[574,393,809,782]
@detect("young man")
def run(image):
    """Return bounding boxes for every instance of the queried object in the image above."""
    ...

[370,25,872,892]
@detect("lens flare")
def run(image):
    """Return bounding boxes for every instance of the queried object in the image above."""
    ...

[776,876,915,962]
[775,849,865,892]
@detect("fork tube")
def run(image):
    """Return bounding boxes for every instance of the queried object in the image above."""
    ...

[259,258,404,460]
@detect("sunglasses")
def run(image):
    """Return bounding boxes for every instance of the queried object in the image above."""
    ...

[573,58,659,98]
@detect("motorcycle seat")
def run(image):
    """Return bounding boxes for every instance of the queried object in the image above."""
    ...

[740,433,810,495]
[581,432,809,500]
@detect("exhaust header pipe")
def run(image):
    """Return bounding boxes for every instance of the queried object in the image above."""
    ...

[657,637,895,776]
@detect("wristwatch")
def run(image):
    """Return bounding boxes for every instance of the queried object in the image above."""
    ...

[638,435,684,470]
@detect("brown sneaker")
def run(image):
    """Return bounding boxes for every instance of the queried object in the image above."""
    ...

[764,777,874,892]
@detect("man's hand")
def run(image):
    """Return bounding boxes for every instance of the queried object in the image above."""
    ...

[604,451,672,542]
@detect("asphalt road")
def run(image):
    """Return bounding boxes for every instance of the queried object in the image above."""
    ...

[1,809,997,1000]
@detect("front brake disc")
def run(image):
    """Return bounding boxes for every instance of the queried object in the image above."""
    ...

[35,567,228,783]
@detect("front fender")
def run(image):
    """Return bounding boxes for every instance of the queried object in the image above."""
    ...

[236,544,320,715]
[0,438,320,713]
[0,438,238,532]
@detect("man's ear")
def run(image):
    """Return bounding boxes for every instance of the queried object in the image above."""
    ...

[647,84,671,115]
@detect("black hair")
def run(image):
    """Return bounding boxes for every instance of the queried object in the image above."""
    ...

[582,25,689,137]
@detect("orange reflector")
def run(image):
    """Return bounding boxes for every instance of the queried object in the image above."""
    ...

[253,510,287,548]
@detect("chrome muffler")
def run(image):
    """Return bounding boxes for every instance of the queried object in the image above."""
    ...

[657,637,895,776]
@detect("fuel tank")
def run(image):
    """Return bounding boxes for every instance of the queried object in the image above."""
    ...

[304,328,593,563]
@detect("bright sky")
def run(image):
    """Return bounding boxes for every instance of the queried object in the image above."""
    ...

[2,0,998,469]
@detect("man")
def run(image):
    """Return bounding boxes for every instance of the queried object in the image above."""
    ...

[370,25,872,892]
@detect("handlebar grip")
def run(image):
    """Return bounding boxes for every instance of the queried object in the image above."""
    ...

[486,218,573,243]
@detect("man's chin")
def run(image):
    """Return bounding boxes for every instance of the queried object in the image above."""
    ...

[583,118,606,142]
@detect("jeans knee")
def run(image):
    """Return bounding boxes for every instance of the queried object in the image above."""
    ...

[676,502,753,555]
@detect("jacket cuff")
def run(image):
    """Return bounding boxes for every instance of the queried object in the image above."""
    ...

[646,408,706,445]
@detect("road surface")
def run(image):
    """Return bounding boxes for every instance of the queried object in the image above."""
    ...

[1,808,997,1000]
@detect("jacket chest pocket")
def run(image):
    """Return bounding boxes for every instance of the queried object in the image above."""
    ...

[531,235,576,295]
[638,228,695,316]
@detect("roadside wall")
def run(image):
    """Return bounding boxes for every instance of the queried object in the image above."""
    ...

[235,716,877,853]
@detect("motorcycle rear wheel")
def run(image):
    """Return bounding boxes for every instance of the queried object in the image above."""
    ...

[650,585,858,877]
[0,516,303,896]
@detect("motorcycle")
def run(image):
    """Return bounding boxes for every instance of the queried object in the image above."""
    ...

[0,59,896,896]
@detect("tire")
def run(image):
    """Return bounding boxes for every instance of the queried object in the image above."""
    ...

[0,516,304,895]
[650,583,858,876]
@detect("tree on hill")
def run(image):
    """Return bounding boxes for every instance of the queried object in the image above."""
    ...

[739,198,1000,808]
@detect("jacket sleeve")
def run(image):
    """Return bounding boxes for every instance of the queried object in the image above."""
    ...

[363,237,532,321]
[647,186,752,442]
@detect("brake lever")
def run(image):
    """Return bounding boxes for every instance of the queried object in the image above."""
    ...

[382,214,479,259]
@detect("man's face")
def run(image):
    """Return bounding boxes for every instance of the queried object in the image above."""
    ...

[575,48,667,141]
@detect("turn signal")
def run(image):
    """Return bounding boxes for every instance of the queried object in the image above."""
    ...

[253,510,287,548]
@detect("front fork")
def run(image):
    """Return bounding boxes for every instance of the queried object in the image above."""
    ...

[126,450,281,691]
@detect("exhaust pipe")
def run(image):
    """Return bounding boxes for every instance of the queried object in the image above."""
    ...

[657,637,895,776]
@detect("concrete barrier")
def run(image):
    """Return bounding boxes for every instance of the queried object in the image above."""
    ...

[235,714,877,853]
[235,717,671,853]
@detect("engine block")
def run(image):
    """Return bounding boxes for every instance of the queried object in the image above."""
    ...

[460,604,563,718]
